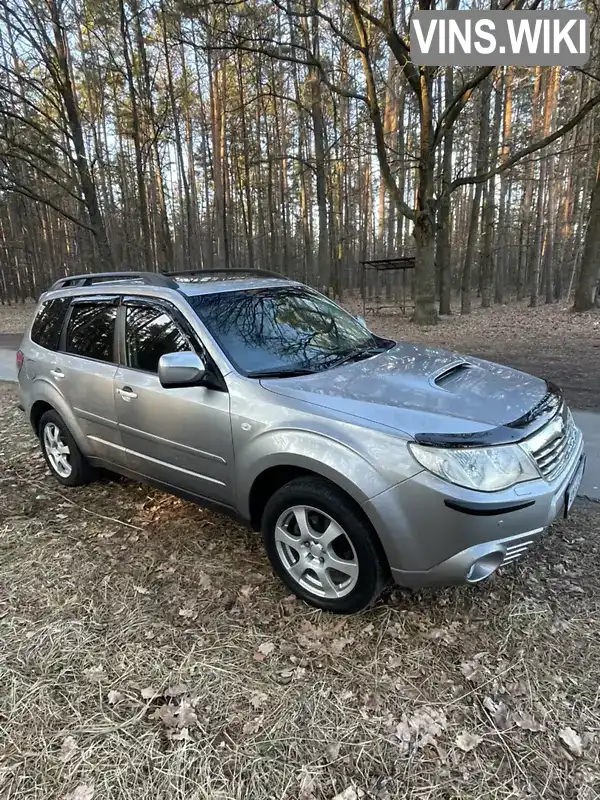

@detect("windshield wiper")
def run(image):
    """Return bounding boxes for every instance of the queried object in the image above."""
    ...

[247,366,317,379]
[328,343,391,369]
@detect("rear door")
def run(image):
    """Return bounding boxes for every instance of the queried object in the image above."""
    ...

[59,297,124,464]
[113,298,234,505]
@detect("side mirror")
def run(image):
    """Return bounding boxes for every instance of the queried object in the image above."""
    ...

[158,351,206,388]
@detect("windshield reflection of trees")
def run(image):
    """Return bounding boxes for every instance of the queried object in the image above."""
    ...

[191,289,374,371]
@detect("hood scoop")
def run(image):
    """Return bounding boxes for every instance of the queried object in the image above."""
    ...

[433,361,473,389]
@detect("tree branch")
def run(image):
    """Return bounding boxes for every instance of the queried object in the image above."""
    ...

[0,179,94,232]
[450,92,600,193]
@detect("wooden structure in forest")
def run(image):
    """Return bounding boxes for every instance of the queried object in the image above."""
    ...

[360,257,416,316]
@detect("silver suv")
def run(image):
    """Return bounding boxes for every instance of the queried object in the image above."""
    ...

[18,270,586,613]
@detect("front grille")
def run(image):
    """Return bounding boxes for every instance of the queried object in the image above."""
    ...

[525,407,580,481]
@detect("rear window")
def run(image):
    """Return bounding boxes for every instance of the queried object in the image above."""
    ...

[65,302,117,362]
[30,298,70,350]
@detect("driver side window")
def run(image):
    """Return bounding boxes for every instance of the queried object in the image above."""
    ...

[125,304,191,373]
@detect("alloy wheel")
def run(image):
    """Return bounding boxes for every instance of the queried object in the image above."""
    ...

[43,422,72,478]
[274,505,359,599]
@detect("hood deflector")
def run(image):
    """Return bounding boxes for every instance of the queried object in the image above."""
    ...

[413,382,564,449]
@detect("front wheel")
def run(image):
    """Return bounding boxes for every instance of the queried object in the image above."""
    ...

[261,476,388,613]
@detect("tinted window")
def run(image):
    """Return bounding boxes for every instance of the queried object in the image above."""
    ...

[65,303,117,362]
[30,298,69,350]
[188,287,379,374]
[125,305,191,372]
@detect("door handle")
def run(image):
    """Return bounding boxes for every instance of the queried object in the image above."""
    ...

[50,368,65,380]
[117,386,138,401]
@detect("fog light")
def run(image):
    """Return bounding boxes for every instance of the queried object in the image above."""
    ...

[466,551,504,583]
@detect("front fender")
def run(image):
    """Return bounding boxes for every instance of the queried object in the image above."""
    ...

[236,425,408,519]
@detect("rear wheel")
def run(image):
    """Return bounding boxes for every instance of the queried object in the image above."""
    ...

[39,410,95,487]
[262,476,388,613]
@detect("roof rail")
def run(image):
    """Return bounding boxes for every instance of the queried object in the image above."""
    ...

[164,268,288,282]
[49,271,179,291]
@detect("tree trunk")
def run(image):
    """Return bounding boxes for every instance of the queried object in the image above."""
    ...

[480,72,502,308]
[49,0,112,269]
[461,79,491,314]
[436,60,454,316]
[574,155,600,311]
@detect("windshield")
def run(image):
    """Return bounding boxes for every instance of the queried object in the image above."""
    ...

[187,286,386,375]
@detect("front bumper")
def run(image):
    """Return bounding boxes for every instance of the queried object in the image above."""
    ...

[363,434,585,589]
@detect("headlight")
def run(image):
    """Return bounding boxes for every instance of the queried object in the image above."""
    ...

[408,442,539,492]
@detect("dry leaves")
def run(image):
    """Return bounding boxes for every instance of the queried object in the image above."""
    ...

[83,665,105,682]
[395,707,448,752]
[559,727,584,757]
[250,691,269,710]
[331,786,365,800]
[64,784,94,800]
[106,690,123,705]
[59,736,78,762]
[455,731,482,752]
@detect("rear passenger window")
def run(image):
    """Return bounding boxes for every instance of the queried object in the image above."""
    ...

[125,305,191,372]
[65,303,117,362]
[30,298,69,350]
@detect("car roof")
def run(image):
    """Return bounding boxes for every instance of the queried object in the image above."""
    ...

[42,270,304,300]
[178,277,301,296]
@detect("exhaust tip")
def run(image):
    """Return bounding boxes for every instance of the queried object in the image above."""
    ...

[466,551,504,583]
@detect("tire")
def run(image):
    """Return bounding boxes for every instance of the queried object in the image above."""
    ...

[38,409,95,487]
[261,476,389,613]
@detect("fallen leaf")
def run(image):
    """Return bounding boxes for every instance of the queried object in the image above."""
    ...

[141,686,160,700]
[133,585,150,595]
[242,715,263,735]
[331,787,364,800]
[257,641,276,657]
[178,607,197,619]
[326,741,341,761]
[456,731,482,752]
[330,637,354,656]
[150,704,178,728]
[164,683,188,698]
[515,713,544,732]
[175,699,197,727]
[395,707,447,752]
[198,572,212,590]
[459,660,480,682]
[250,691,268,710]
[84,665,105,682]
[107,690,123,705]
[559,727,583,757]
[167,727,189,741]
[59,736,78,762]
[64,784,94,800]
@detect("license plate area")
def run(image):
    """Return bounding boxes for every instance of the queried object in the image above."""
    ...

[565,455,585,518]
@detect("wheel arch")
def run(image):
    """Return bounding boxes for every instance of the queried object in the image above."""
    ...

[246,460,393,575]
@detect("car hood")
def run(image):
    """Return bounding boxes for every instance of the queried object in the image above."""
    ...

[261,342,549,437]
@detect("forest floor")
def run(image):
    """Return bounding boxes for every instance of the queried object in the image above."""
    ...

[1,297,598,409]
[1,380,600,799]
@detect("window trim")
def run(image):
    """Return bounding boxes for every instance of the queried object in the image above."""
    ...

[118,298,194,375]
[117,297,225,390]
[61,295,120,364]
[30,297,70,352]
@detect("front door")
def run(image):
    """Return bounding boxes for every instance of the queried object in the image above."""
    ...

[114,299,233,506]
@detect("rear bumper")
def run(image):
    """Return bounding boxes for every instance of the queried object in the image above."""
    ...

[363,434,585,589]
